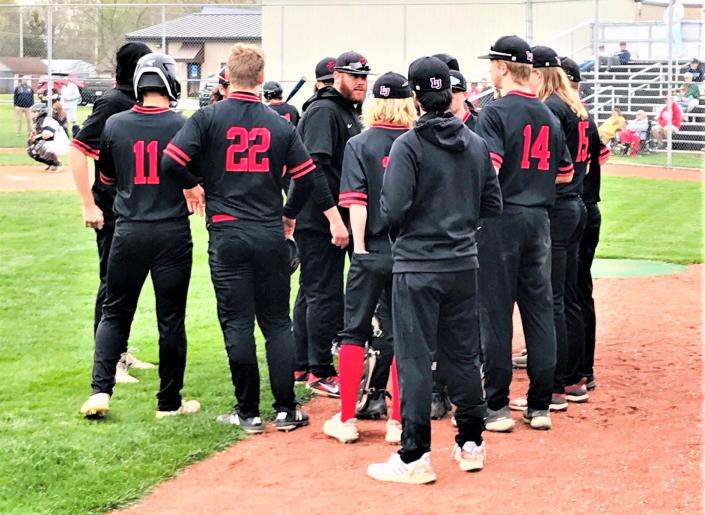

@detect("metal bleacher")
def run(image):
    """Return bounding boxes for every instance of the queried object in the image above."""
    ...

[581,59,705,152]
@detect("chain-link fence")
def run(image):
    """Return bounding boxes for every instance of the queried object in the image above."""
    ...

[1,1,702,165]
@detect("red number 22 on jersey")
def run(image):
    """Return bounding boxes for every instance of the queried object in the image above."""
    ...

[225,127,271,173]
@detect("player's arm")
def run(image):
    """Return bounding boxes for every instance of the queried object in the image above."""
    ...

[338,141,368,254]
[475,107,505,174]
[381,138,417,228]
[97,120,117,189]
[479,142,503,219]
[282,129,316,238]
[70,96,111,229]
[555,128,574,184]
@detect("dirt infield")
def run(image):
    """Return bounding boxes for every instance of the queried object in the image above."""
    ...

[119,265,703,514]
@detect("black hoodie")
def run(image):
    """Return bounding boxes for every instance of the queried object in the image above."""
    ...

[381,112,502,273]
[296,86,362,233]
[72,42,151,214]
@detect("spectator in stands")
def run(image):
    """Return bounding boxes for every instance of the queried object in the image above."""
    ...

[675,73,701,115]
[614,41,631,65]
[14,76,34,137]
[598,108,627,144]
[617,110,649,156]
[651,97,682,149]
[684,58,704,82]
[663,0,685,55]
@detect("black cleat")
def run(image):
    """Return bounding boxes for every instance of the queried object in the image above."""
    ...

[274,406,310,432]
[356,389,388,420]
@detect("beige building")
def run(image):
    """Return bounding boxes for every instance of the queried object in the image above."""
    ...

[262,0,704,107]
[126,6,261,97]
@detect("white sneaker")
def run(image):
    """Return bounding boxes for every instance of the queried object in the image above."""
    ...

[122,351,156,370]
[156,399,201,418]
[80,392,110,418]
[385,419,402,444]
[452,441,486,472]
[367,452,437,484]
[115,361,139,384]
[322,412,359,443]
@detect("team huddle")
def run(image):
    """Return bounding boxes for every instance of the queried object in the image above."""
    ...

[72,34,609,485]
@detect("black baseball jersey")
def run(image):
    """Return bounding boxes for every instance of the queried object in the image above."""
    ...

[381,112,502,273]
[296,86,363,233]
[583,118,610,205]
[98,106,188,222]
[544,94,597,197]
[268,101,300,126]
[71,86,137,214]
[338,123,407,252]
[462,101,478,132]
[161,91,315,226]
[476,90,574,209]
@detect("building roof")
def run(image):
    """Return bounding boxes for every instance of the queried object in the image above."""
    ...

[125,6,261,41]
[0,57,48,75]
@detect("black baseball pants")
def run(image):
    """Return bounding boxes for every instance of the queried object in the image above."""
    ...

[294,229,346,379]
[394,270,485,464]
[94,214,116,335]
[478,207,556,412]
[369,288,394,390]
[208,222,297,417]
[91,218,192,411]
[577,202,601,381]
[550,197,587,392]
[292,281,309,372]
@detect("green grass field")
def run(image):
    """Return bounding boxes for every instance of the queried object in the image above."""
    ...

[609,152,704,170]
[0,176,702,513]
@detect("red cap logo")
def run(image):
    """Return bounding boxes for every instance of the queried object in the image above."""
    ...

[326,60,335,71]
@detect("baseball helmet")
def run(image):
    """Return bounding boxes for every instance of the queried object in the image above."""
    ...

[217,66,230,86]
[286,238,300,275]
[263,80,284,100]
[30,102,48,117]
[133,53,181,102]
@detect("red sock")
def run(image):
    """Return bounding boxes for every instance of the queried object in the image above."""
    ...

[390,357,401,422]
[339,344,364,422]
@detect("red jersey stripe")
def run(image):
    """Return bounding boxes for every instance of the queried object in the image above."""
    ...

[132,105,169,114]
[212,214,238,223]
[163,147,188,166]
[290,164,315,180]
[370,123,408,130]
[71,139,99,159]
[289,158,314,174]
[338,199,367,207]
[228,92,260,103]
[165,143,191,163]
[506,90,537,99]
[339,191,368,199]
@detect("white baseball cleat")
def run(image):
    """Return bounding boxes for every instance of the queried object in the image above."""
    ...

[367,452,437,484]
[323,412,359,443]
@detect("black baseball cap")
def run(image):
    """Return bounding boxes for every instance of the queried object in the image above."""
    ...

[432,53,460,72]
[691,58,701,64]
[532,46,561,68]
[560,56,582,82]
[334,51,372,76]
[450,70,467,92]
[478,35,533,64]
[407,56,450,92]
[315,56,336,82]
[373,72,412,99]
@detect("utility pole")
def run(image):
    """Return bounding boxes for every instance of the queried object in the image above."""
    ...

[526,0,533,43]
[46,1,53,120]
[19,7,24,58]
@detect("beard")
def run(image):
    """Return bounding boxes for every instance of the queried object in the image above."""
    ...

[339,78,367,103]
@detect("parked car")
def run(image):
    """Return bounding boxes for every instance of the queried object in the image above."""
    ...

[198,74,218,107]
[79,77,115,105]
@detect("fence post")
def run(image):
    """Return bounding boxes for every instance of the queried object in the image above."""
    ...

[592,0,599,118]
[161,5,166,51]
[526,0,533,43]
[666,4,673,169]
[19,7,23,58]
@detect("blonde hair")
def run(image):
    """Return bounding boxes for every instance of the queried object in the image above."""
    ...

[536,67,588,120]
[228,44,264,89]
[362,97,417,128]
[505,62,532,84]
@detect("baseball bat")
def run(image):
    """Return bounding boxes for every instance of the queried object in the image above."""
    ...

[285,77,306,103]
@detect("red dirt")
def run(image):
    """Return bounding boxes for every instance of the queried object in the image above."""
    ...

[119,265,703,515]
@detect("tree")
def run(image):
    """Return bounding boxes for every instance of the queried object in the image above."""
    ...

[23,9,46,57]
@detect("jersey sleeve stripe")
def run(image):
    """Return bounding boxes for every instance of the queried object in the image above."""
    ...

[164,147,188,166]
[558,164,574,173]
[556,171,574,183]
[489,152,503,168]
[71,139,100,159]
[288,158,314,174]
[211,214,238,223]
[338,199,367,207]
[339,191,368,200]
[165,143,191,163]
[290,163,315,180]
[98,172,115,185]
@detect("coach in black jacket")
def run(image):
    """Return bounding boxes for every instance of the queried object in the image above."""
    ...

[368,57,502,484]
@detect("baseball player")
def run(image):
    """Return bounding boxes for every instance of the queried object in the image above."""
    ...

[263,80,301,126]
[322,72,416,445]
[80,54,199,419]
[562,56,609,392]
[294,51,370,397]
[209,66,230,104]
[450,70,479,131]
[368,57,502,484]
[475,35,574,432]
[293,56,340,384]
[26,102,69,172]
[162,44,316,434]
[69,42,153,383]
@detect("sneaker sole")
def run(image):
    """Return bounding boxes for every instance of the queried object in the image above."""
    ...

[276,420,310,432]
[367,470,437,484]
[566,394,589,403]
[306,385,340,398]
[323,427,359,443]
[456,458,484,472]
[508,403,527,412]
[549,403,568,412]
[81,407,108,419]
[512,362,527,369]
[522,415,552,430]
[485,419,515,432]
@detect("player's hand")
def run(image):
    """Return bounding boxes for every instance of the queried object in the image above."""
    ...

[82,203,104,230]
[282,216,296,239]
[330,221,349,248]
[184,185,205,216]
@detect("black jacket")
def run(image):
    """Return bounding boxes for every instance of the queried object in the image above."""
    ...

[295,86,362,233]
[381,112,502,273]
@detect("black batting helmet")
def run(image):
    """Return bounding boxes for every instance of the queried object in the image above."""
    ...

[263,80,284,100]
[133,53,181,102]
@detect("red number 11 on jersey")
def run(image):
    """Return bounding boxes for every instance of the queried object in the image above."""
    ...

[133,140,160,185]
